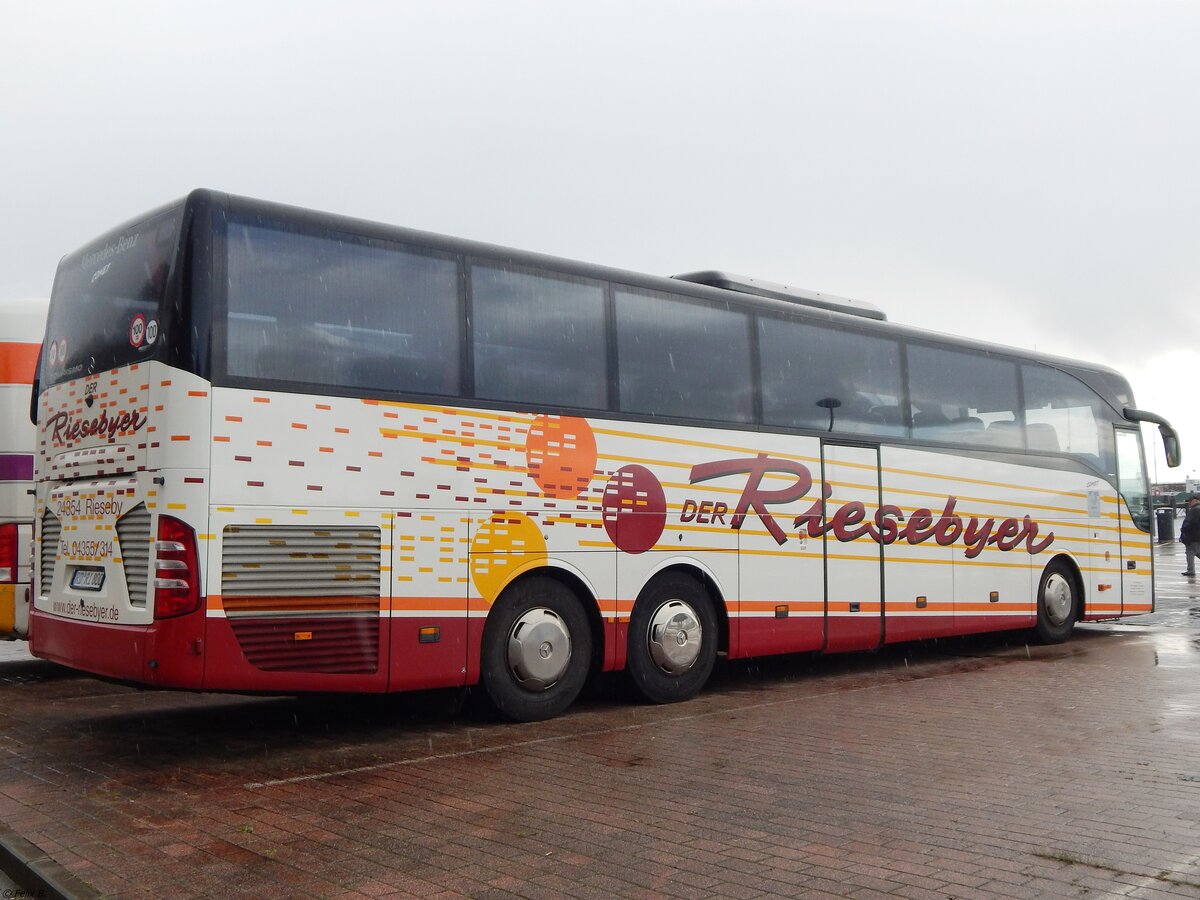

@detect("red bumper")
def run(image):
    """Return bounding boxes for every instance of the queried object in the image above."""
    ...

[29,607,205,688]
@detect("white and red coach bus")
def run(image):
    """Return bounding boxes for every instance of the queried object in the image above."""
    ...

[29,191,1179,720]
[2,297,49,639]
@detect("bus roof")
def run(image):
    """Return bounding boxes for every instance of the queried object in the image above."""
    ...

[167,189,1139,412]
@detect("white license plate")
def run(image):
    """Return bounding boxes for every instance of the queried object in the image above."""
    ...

[71,567,106,591]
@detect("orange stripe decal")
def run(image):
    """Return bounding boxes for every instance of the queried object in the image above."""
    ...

[222,595,381,613]
[0,341,40,385]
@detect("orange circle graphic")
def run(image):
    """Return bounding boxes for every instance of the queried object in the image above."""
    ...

[525,415,597,499]
[470,512,548,603]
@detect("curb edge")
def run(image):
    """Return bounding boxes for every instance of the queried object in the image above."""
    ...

[0,827,99,900]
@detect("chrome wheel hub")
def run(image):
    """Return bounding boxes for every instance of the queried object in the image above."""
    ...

[1043,573,1073,626]
[647,600,702,675]
[507,608,571,690]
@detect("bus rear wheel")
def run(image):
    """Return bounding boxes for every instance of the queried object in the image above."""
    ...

[480,576,591,722]
[1035,559,1078,644]
[626,573,717,704]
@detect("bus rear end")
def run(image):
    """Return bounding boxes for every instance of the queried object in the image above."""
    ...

[1,298,48,639]
[30,201,210,688]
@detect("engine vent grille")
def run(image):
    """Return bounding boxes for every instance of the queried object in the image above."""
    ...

[116,503,152,608]
[222,525,381,597]
[40,510,61,597]
[220,525,382,674]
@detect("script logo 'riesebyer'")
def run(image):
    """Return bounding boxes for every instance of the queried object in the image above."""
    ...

[43,408,148,446]
[687,453,1055,558]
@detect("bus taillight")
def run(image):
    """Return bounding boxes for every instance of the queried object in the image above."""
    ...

[0,523,16,583]
[153,516,200,619]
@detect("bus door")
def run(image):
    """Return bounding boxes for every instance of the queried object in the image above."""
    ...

[1115,427,1152,615]
[822,443,883,652]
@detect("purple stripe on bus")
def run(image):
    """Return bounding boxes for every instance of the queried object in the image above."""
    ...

[0,453,34,481]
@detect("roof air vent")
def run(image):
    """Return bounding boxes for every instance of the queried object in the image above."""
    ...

[671,271,886,321]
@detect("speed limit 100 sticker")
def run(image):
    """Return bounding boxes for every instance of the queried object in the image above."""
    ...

[129,314,146,348]
[145,318,159,346]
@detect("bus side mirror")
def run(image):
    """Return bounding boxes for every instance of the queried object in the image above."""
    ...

[1160,425,1181,468]
[1123,407,1182,468]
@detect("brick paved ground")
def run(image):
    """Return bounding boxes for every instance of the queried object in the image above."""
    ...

[1,543,1198,899]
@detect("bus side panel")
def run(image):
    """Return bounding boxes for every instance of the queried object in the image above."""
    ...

[880,448,956,642]
[205,386,395,692]
[204,507,392,694]
[1083,487,1124,619]
[948,452,1038,636]
[737,512,824,657]
[388,612,470,690]
[879,446,1086,640]
[388,509,469,692]
[1119,508,1154,618]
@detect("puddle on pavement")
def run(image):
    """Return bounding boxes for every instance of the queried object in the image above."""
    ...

[1150,631,1200,668]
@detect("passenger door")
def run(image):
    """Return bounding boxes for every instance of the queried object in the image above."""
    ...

[822,443,883,652]
[1115,428,1153,615]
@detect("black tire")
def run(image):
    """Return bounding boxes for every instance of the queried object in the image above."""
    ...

[626,573,717,704]
[1034,559,1078,644]
[480,576,592,722]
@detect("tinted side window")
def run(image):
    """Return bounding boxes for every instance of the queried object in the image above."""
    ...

[759,318,906,436]
[615,289,753,422]
[1115,428,1150,532]
[907,345,1022,449]
[471,265,607,409]
[224,221,461,396]
[1023,364,1114,471]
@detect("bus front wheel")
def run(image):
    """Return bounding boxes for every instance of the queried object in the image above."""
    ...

[626,573,717,704]
[1035,560,1078,644]
[480,576,592,721]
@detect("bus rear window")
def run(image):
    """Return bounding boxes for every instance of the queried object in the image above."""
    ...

[42,207,182,387]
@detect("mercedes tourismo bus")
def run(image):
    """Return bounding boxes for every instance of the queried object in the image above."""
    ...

[2,297,49,639]
[28,191,1180,720]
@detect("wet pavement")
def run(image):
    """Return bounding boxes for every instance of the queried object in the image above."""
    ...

[1,545,1198,899]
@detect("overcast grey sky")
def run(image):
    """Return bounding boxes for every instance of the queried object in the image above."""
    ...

[3,1,1197,478]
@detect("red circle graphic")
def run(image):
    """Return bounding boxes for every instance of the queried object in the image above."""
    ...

[602,464,667,554]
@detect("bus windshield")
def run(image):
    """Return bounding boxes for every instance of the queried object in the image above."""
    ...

[41,205,182,388]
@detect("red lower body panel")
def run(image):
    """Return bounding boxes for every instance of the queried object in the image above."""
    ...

[228,615,379,674]
[30,599,1046,698]
[733,617,824,659]
[952,613,1035,635]
[203,614,387,692]
[883,615,957,643]
[30,608,204,688]
[388,617,469,692]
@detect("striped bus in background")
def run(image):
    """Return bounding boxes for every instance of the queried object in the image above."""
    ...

[1,298,48,639]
